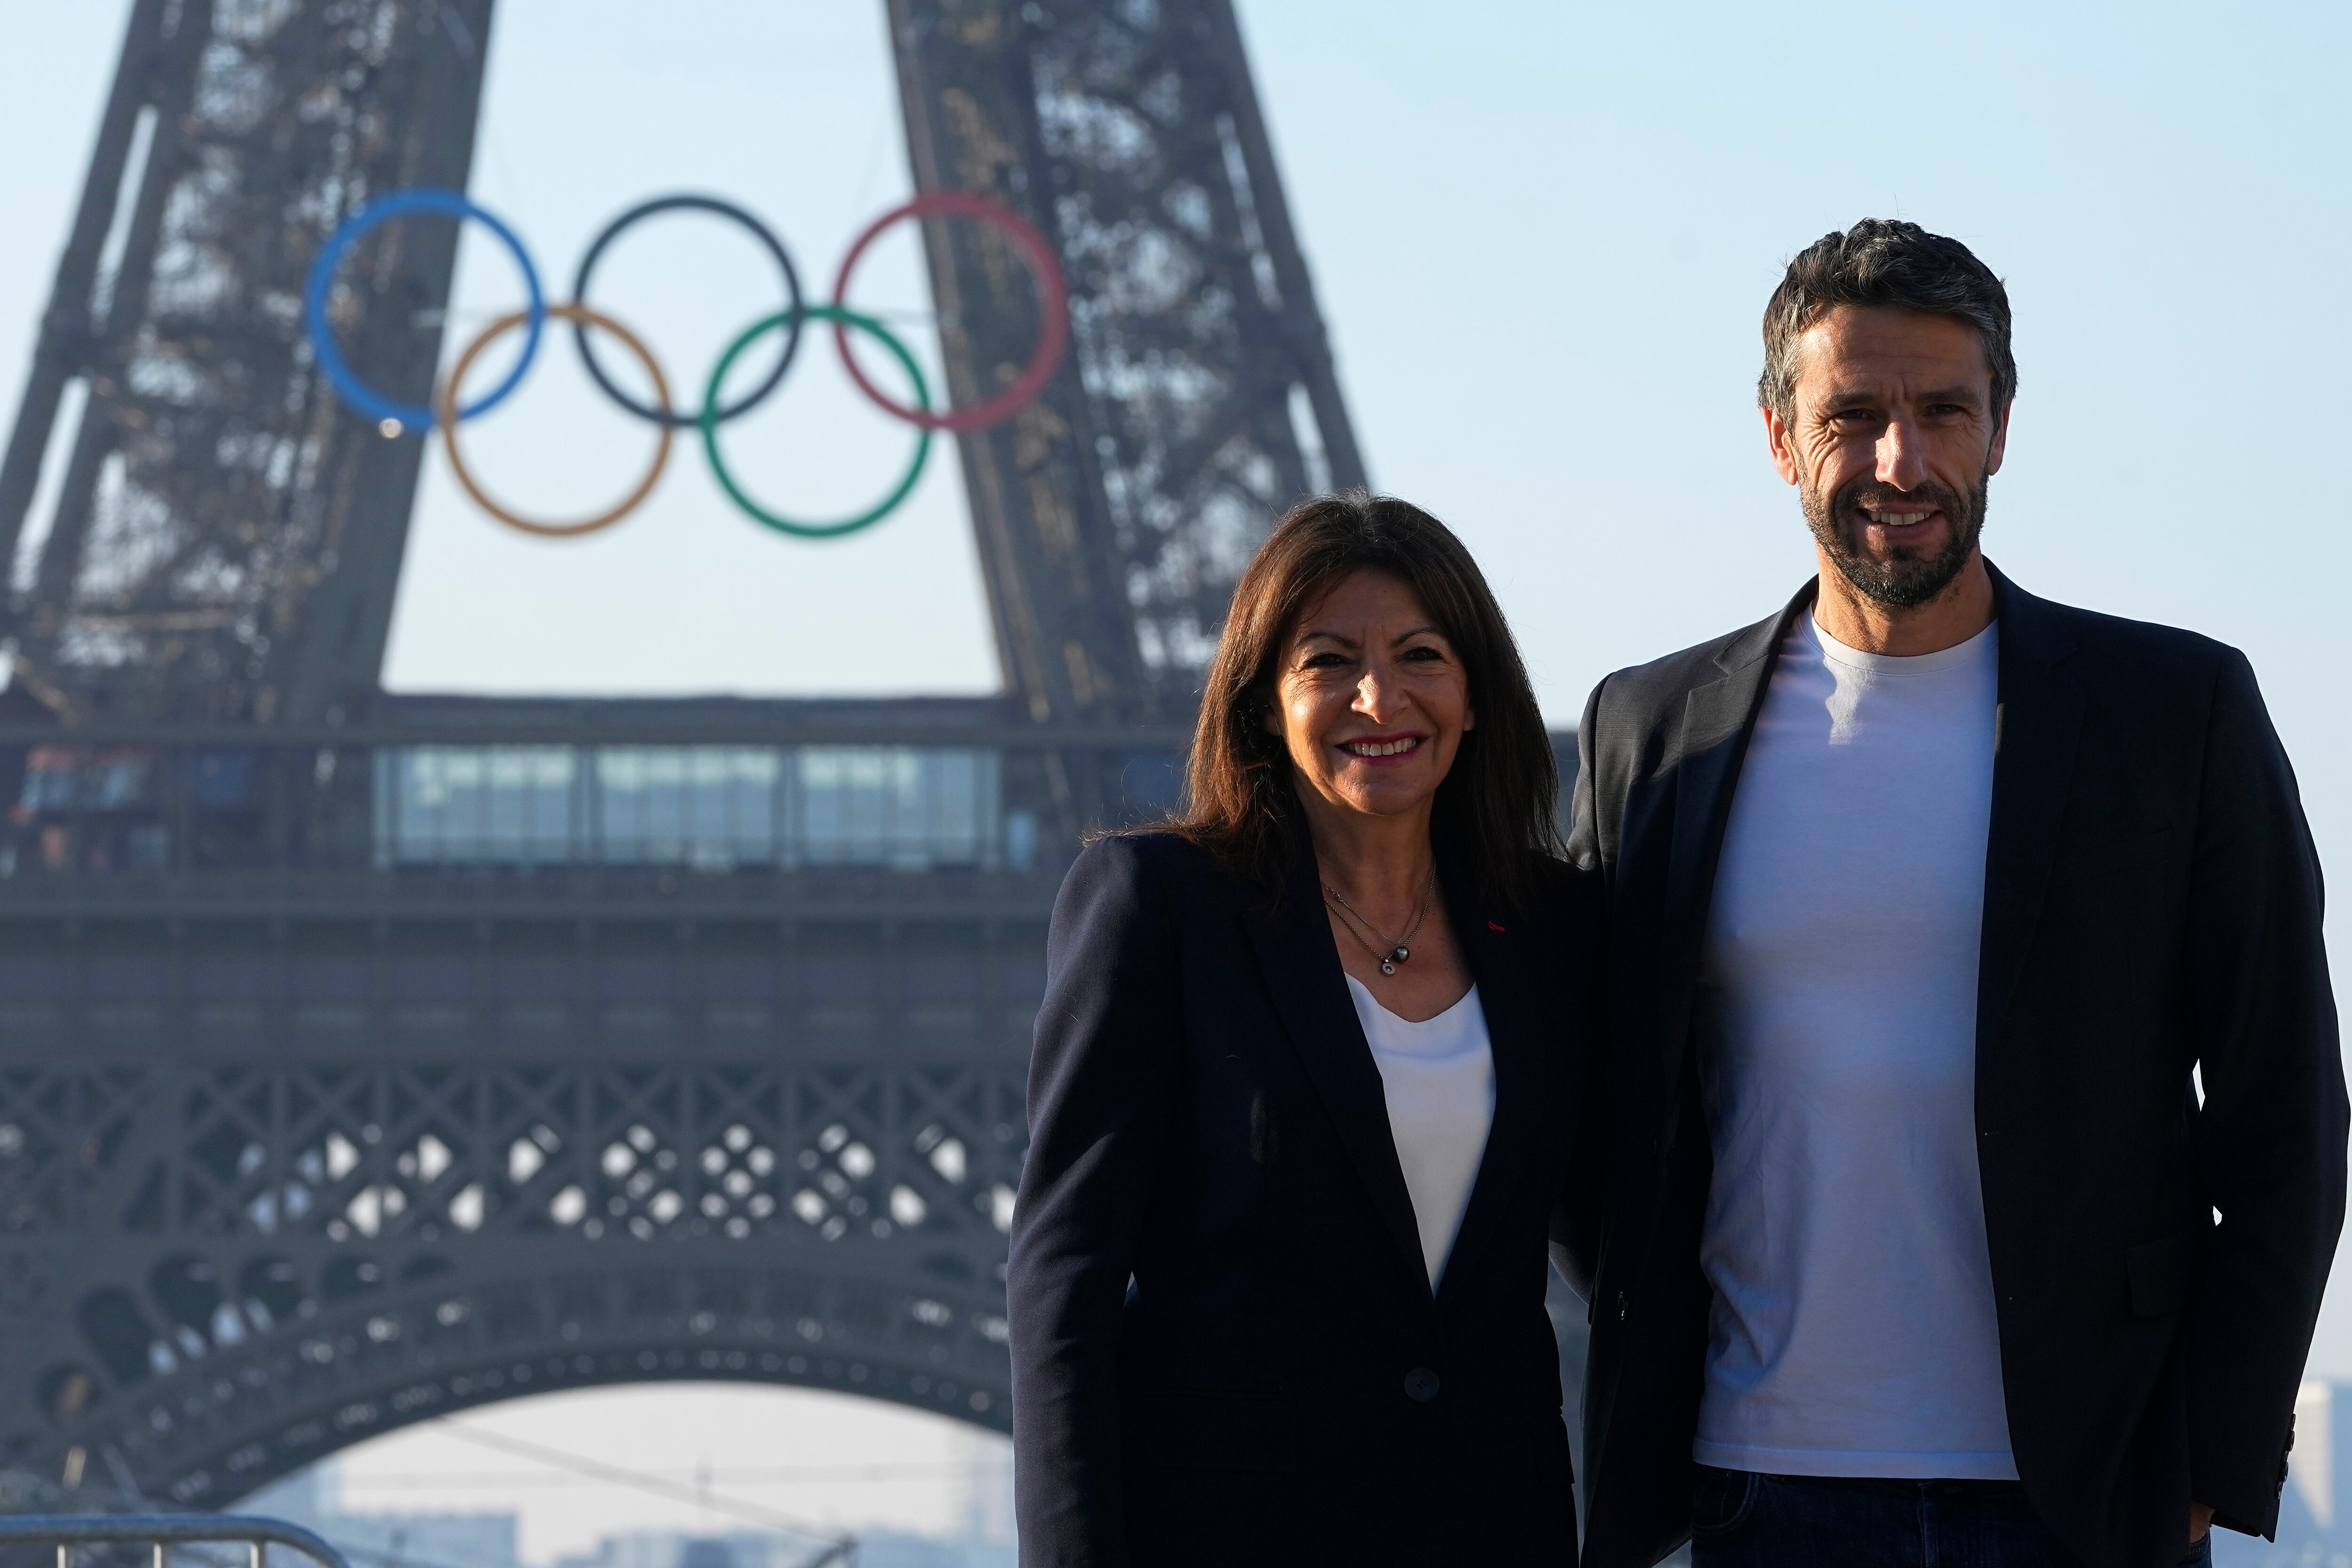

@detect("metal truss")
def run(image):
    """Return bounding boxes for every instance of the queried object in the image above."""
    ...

[0,0,1526,1515]
[3,0,1364,732]
[0,1059,1030,1502]
[890,0,1365,721]
[0,0,494,725]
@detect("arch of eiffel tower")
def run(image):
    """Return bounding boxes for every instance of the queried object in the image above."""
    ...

[0,0,1581,1514]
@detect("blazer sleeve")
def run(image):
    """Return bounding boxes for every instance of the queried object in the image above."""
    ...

[1565,676,1608,876]
[2183,649,2349,1535]
[1009,836,1187,1568]
[1549,680,1613,1298]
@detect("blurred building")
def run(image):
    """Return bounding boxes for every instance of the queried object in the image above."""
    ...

[549,1527,1009,1568]
[243,1464,520,1568]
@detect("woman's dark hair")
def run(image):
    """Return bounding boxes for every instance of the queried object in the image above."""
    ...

[1171,490,1561,908]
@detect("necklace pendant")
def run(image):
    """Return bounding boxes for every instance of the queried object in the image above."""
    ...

[1379,957,1397,976]
[1391,945,1409,965]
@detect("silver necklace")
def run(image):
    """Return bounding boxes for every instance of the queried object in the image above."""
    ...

[1322,870,1434,976]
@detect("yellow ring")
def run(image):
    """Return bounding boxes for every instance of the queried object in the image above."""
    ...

[436,302,673,539]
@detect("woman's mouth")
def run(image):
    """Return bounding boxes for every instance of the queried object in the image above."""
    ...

[1339,734,1424,759]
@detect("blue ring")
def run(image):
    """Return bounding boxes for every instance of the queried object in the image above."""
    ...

[303,187,544,434]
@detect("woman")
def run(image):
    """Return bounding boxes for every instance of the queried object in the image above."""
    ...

[1009,492,1600,1566]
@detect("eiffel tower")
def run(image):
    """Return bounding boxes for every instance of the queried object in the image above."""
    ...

[0,0,1581,1511]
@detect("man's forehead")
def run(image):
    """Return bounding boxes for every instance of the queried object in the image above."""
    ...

[1794,304,1990,392]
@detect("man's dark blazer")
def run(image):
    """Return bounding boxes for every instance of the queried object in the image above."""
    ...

[1567,562,2346,1568]
[1008,825,1601,1567]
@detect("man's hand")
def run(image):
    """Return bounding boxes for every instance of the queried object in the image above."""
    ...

[2191,1503,2214,1543]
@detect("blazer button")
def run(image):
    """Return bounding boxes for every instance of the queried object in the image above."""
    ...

[1404,1367,1441,1403]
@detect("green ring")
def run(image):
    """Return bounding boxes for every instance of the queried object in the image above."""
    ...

[699,304,931,539]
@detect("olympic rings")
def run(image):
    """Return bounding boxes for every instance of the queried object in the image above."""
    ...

[702,306,931,540]
[303,184,1069,541]
[570,193,804,430]
[437,303,675,539]
[306,188,544,434]
[830,191,1070,434]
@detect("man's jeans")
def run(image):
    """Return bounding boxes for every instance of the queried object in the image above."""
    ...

[1689,1465,2215,1568]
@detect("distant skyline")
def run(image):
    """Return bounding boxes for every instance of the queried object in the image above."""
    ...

[2,0,2348,1540]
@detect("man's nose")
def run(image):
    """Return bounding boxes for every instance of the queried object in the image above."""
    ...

[1876,417,1929,492]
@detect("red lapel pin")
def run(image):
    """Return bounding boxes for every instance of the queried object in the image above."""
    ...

[1487,921,1506,932]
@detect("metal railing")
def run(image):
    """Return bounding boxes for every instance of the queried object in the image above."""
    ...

[0,1515,352,1568]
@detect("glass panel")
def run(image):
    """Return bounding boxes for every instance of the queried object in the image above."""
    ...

[384,747,576,863]
[371,744,999,871]
[595,747,780,868]
[795,747,997,870]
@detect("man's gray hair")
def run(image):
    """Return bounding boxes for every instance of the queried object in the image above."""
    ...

[1759,219,2016,423]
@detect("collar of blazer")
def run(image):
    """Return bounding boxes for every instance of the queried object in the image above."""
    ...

[1977,561,2086,1054]
[1653,558,2085,1086]
[1237,807,1549,1306]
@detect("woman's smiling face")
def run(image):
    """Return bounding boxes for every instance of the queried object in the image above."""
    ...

[1265,567,1475,825]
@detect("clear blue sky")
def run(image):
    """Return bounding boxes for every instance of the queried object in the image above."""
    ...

[1,0,2345,1414]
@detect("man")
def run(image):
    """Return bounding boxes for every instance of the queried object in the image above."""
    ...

[1567,219,2345,1568]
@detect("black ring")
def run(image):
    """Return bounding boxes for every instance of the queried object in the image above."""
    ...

[570,193,805,430]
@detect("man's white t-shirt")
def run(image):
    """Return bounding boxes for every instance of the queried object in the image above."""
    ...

[1692,613,2015,1479]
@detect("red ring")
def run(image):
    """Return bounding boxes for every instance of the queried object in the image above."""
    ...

[830,191,1070,433]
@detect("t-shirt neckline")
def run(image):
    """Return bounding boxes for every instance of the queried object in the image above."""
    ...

[1805,613,1997,677]
[1344,972,1480,1032]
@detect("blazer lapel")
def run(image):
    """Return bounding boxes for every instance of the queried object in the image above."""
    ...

[1239,833,1430,1290]
[1430,845,1539,1309]
[1653,582,1813,1088]
[1976,562,2084,1052]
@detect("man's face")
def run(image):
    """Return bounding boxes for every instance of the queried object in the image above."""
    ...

[1764,304,2010,609]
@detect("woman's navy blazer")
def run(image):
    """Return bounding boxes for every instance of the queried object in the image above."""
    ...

[1008,825,1602,1567]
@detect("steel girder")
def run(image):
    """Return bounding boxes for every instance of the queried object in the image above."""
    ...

[0,0,1412,1509]
[888,0,1365,723]
[0,1054,1033,1501]
[1,0,1363,730]
[0,0,496,725]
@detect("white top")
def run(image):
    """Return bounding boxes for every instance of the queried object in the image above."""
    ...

[1346,975,1495,1288]
[1693,614,2015,1479]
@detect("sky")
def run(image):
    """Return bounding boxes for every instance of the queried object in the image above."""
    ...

[2,0,2350,1548]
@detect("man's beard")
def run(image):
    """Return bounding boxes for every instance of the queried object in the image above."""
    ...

[1801,467,1988,610]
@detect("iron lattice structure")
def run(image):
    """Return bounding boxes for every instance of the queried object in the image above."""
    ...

[889,0,1364,722]
[0,0,498,726]
[0,0,1589,1516]
[4,1052,1035,1503]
